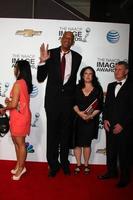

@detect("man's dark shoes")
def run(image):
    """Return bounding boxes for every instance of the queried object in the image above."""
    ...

[116,178,130,188]
[48,166,60,177]
[48,170,57,177]
[63,167,71,175]
[98,172,118,180]
[116,179,129,188]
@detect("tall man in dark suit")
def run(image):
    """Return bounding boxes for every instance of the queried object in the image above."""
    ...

[98,61,133,187]
[37,31,82,177]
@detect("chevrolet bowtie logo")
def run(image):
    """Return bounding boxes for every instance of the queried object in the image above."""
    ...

[16,29,42,37]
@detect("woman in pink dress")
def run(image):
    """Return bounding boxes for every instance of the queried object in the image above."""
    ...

[0,60,33,180]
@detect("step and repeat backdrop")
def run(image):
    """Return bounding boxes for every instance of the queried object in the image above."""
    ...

[0,18,129,164]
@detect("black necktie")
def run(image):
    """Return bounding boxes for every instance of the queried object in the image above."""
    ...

[60,53,66,81]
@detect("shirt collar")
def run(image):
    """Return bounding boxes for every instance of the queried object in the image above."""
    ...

[61,50,70,55]
[116,78,127,86]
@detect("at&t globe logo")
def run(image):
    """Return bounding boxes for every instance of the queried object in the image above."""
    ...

[106,30,120,43]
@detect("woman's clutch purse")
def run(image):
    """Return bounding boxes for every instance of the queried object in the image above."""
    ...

[84,99,98,115]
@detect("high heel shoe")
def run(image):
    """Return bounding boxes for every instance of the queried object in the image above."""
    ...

[74,165,81,175]
[11,168,18,174]
[83,165,90,175]
[12,167,26,180]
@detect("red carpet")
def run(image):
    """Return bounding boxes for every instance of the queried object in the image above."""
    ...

[0,160,132,200]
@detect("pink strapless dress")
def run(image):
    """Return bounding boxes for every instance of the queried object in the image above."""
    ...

[9,79,31,136]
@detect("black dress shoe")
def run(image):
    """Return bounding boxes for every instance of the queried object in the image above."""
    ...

[116,180,129,188]
[48,166,60,177]
[63,167,71,175]
[98,172,118,180]
[48,170,57,177]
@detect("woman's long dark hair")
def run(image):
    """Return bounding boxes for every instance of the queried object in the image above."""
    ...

[15,60,33,94]
[79,66,101,89]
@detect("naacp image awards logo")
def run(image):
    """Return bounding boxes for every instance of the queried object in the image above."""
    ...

[58,27,91,42]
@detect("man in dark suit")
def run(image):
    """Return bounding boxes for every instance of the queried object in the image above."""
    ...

[37,31,82,177]
[98,61,133,187]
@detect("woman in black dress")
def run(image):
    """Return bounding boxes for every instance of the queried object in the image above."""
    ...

[73,66,103,174]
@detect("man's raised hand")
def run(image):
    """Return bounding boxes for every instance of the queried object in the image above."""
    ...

[39,43,50,63]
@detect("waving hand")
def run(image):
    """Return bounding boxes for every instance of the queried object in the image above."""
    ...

[39,43,50,63]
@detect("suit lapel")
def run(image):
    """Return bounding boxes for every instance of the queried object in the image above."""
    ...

[53,48,62,81]
[112,82,117,98]
[116,81,128,97]
[71,51,76,76]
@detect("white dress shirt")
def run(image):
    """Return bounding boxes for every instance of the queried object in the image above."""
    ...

[115,78,126,97]
[60,51,72,84]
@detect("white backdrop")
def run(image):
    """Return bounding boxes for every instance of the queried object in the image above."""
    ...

[0,18,129,164]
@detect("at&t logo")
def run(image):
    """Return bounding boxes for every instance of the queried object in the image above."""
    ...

[106,30,120,43]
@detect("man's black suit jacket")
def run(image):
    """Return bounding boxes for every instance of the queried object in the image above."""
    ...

[37,47,82,112]
[103,79,133,130]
